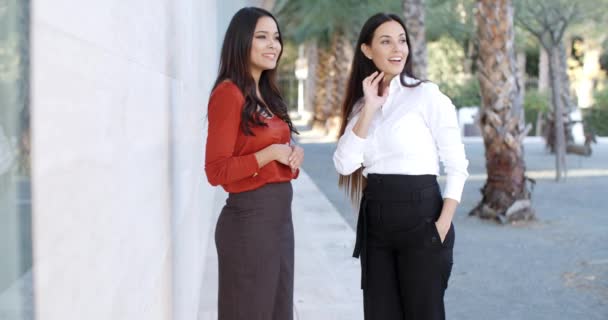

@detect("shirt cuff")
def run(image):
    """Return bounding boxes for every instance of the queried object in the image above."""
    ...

[244,153,261,178]
[443,174,467,203]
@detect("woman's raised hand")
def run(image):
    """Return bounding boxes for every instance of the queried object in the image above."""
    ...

[362,71,388,112]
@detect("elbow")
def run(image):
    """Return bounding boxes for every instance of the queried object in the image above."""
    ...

[333,154,358,176]
[204,168,222,186]
[206,175,221,187]
[335,166,356,176]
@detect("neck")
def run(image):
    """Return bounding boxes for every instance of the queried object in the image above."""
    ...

[251,68,262,88]
[382,74,396,91]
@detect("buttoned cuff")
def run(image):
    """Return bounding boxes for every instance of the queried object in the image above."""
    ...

[443,174,467,203]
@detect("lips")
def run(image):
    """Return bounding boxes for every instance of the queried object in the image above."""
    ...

[263,53,277,60]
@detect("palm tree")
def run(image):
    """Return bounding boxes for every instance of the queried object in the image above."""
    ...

[471,0,535,223]
[275,1,357,133]
[402,0,427,79]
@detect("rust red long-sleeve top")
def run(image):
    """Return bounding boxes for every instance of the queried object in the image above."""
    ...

[205,81,298,193]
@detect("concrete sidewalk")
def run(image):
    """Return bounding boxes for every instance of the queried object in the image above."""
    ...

[198,170,363,320]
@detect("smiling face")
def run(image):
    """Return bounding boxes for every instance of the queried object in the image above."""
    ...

[361,20,409,79]
[249,16,282,77]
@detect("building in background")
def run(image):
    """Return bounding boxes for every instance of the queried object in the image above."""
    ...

[0,0,270,319]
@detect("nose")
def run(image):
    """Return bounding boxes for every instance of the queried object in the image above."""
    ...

[269,37,279,49]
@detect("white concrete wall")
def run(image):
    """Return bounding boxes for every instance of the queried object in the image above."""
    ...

[29,0,274,318]
[171,1,218,319]
[29,0,229,319]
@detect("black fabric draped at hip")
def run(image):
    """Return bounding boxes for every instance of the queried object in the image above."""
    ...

[353,174,442,289]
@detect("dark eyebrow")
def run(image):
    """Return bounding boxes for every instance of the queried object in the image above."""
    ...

[379,33,406,39]
[255,31,280,35]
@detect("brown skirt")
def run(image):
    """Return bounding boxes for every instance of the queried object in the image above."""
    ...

[215,182,294,320]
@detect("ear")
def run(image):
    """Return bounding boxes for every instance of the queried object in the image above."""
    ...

[360,43,372,60]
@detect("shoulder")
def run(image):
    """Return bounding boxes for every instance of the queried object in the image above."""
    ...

[406,82,456,122]
[210,80,245,104]
[397,76,443,99]
[404,77,441,95]
[208,80,246,118]
[409,81,452,108]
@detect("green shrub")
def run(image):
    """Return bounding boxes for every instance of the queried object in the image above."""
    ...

[583,87,608,136]
[439,78,481,109]
[524,90,550,135]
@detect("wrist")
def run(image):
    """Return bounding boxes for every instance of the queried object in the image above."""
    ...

[436,217,451,229]
[269,144,279,160]
[360,106,377,119]
[363,102,380,111]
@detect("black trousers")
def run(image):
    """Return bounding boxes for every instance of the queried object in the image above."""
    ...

[354,174,454,320]
[215,182,294,320]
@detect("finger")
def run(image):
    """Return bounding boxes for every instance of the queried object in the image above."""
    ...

[363,72,377,84]
[366,71,378,84]
[371,71,384,87]
[362,77,371,87]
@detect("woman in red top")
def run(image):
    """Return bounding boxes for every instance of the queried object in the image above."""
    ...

[204,7,303,320]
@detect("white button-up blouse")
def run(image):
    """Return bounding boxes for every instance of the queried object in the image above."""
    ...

[333,75,469,202]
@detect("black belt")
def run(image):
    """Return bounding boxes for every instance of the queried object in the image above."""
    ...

[352,179,439,290]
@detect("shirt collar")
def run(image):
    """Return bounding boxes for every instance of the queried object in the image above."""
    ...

[394,74,420,87]
[381,74,419,115]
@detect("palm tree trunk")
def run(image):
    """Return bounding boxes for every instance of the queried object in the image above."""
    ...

[329,32,353,136]
[471,0,534,223]
[402,0,427,79]
[312,32,353,134]
[312,45,332,131]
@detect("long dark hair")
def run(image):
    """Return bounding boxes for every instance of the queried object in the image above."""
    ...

[212,7,297,136]
[338,13,423,205]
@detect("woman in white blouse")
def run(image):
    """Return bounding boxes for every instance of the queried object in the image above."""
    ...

[333,13,469,320]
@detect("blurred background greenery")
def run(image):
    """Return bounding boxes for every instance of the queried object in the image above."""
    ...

[271,0,608,136]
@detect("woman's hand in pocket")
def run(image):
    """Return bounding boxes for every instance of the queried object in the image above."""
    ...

[435,220,451,244]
